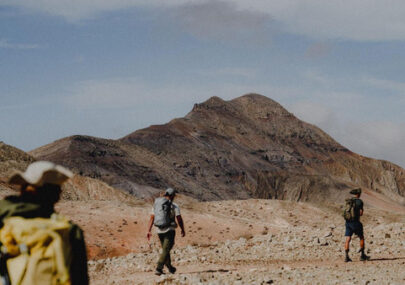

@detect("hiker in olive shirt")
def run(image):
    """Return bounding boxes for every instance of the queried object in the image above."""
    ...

[0,161,89,284]
[344,188,370,262]
[147,188,185,276]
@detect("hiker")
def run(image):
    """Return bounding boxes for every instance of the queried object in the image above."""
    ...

[0,161,89,284]
[343,188,370,262]
[147,188,185,276]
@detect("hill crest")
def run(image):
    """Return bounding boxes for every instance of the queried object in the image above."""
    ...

[29,94,405,204]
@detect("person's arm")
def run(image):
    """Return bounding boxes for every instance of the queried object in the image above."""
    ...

[147,215,154,240]
[359,199,364,216]
[176,215,185,237]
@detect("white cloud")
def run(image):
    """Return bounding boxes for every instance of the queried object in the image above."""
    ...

[234,0,405,41]
[363,77,405,94]
[0,38,40,49]
[170,1,272,42]
[0,0,196,21]
[289,102,337,128]
[4,0,405,41]
[343,121,405,167]
[288,100,405,168]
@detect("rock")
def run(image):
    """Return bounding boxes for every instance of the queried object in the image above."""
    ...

[324,232,333,238]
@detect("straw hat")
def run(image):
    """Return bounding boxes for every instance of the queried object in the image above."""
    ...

[8,161,73,187]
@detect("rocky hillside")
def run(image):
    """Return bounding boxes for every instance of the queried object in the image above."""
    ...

[30,94,405,203]
[0,142,34,178]
[0,142,136,203]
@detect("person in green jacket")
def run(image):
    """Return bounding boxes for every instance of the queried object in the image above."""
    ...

[0,161,89,285]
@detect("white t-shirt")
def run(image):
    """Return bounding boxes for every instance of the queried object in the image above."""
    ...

[152,201,181,234]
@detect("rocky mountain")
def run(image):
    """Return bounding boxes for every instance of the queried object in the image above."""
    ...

[0,142,136,203]
[30,94,405,203]
[0,142,34,178]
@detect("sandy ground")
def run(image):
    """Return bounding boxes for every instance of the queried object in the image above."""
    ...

[56,197,405,284]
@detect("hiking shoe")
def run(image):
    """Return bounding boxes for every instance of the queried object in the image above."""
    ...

[360,254,370,261]
[168,266,177,274]
[345,256,352,262]
[155,268,164,276]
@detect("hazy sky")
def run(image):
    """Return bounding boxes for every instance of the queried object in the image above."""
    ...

[1,1,405,167]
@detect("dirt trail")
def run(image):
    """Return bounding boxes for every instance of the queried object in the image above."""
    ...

[90,252,405,284]
[84,198,405,284]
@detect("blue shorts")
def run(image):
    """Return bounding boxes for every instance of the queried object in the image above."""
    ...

[345,221,364,238]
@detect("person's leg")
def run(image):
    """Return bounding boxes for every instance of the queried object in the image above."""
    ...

[345,236,351,251]
[345,236,352,261]
[359,236,370,260]
[157,233,171,271]
[344,222,353,262]
[356,222,369,260]
[358,222,364,251]
[359,237,370,260]
[165,231,176,273]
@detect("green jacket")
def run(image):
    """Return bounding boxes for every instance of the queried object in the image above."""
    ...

[0,195,89,285]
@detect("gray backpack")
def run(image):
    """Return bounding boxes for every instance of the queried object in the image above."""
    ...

[153,197,175,228]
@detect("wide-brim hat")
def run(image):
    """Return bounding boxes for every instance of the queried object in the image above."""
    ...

[350,188,362,195]
[8,161,73,187]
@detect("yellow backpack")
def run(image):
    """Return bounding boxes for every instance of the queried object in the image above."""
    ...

[0,214,72,285]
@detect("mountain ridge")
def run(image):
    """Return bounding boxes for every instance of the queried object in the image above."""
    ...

[29,94,405,204]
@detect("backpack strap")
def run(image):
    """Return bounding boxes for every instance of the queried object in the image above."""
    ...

[0,245,11,285]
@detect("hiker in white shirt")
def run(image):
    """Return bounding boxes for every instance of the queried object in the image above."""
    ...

[147,188,185,275]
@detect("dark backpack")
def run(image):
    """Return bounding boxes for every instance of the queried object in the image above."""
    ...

[343,198,356,221]
[153,197,174,228]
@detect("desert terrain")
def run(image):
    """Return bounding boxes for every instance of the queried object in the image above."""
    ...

[55,194,405,284]
[2,94,405,284]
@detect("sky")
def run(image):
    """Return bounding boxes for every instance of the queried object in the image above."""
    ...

[1,0,405,167]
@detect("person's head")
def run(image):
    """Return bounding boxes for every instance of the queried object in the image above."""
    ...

[164,187,177,201]
[8,161,73,205]
[350,188,362,198]
[21,183,62,204]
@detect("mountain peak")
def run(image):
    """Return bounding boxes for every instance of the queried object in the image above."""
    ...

[29,94,405,204]
[232,93,270,101]
[191,96,227,111]
[231,93,292,118]
[190,94,290,119]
